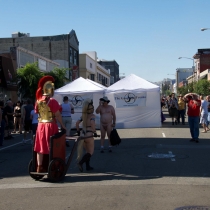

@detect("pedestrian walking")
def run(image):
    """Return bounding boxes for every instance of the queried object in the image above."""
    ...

[200,96,208,133]
[12,101,22,134]
[168,93,178,125]
[61,96,74,147]
[30,108,39,144]
[207,96,210,130]
[4,100,14,139]
[22,99,34,143]
[0,101,5,146]
[21,100,27,133]
[76,98,97,172]
[177,94,186,125]
[184,93,201,143]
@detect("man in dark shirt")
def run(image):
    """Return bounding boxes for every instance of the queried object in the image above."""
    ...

[22,99,34,143]
[4,100,14,139]
[0,101,6,146]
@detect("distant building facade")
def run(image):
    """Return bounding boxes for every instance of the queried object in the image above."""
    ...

[171,68,193,92]
[0,30,79,81]
[79,51,110,87]
[178,80,187,88]
[97,59,119,85]
[194,48,210,81]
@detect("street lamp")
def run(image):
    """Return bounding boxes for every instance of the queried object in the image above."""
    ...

[178,57,194,67]
[178,57,195,81]
[201,28,210,31]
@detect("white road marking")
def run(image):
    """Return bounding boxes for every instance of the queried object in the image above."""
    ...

[0,139,31,151]
[162,133,166,138]
[168,151,176,161]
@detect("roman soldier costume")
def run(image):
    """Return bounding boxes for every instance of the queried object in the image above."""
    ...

[34,76,61,171]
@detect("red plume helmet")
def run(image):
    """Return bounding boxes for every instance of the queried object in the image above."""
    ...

[36,75,55,101]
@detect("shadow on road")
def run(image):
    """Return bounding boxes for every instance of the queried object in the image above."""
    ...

[1,136,210,183]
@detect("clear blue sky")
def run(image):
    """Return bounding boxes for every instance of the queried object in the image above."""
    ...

[1,0,210,82]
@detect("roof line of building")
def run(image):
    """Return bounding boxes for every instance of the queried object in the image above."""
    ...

[17,46,60,66]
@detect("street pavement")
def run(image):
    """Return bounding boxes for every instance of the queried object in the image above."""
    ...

[1,109,210,210]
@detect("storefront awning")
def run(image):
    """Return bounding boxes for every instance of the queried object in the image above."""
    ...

[0,56,17,91]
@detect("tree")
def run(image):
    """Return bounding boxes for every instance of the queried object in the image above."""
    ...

[17,62,43,100]
[44,67,70,89]
[187,82,194,93]
[162,83,171,95]
[17,63,70,100]
[165,90,172,96]
[194,79,210,96]
[177,85,188,95]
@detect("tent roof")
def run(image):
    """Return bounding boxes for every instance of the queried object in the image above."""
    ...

[54,77,105,94]
[106,74,159,93]
[86,78,107,89]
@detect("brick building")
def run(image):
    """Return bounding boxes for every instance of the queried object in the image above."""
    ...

[194,49,210,80]
[0,30,79,81]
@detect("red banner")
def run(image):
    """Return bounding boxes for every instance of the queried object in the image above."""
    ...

[72,66,79,81]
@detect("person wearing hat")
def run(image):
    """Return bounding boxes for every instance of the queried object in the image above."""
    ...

[96,96,116,153]
[168,93,178,125]
[34,75,66,172]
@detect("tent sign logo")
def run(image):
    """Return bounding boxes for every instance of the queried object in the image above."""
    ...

[114,92,147,108]
[71,95,83,107]
[124,93,136,104]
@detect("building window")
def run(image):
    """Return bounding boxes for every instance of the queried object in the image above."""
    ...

[102,77,105,85]
[90,74,95,81]
[90,63,92,68]
[74,51,77,65]
[70,48,73,63]
[105,77,107,84]
[97,73,99,80]
[99,74,101,81]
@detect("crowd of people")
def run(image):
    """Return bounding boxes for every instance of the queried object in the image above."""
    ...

[161,92,210,143]
[6,75,209,174]
[0,99,36,146]
[0,76,116,174]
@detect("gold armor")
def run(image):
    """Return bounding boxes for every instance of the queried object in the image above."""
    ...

[37,100,54,123]
[43,81,54,96]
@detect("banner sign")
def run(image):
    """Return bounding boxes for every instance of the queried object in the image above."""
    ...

[114,92,146,108]
[66,94,93,110]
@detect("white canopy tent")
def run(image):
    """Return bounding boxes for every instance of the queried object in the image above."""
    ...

[105,74,161,128]
[54,77,106,128]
